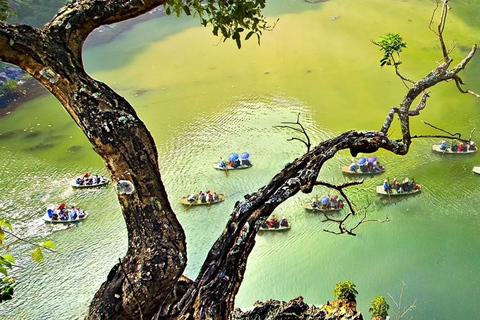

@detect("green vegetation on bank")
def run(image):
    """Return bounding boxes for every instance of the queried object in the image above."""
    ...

[5,0,67,28]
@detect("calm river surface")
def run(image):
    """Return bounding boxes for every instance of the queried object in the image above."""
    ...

[1,0,480,319]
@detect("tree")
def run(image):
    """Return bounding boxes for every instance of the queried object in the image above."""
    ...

[369,296,389,320]
[333,281,358,302]
[0,0,478,319]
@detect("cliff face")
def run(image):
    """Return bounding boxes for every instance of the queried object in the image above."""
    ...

[230,296,363,320]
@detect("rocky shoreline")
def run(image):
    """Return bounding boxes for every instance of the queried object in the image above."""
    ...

[230,296,363,320]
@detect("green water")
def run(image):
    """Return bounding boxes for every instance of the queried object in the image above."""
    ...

[1,0,480,319]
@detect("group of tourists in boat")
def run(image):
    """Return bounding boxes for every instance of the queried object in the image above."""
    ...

[344,156,385,174]
[435,140,477,153]
[380,177,421,195]
[73,172,109,187]
[214,152,252,170]
[260,215,290,231]
[44,203,87,222]
[307,195,344,211]
[182,190,223,205]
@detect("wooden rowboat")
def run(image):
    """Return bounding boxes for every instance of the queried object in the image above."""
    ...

[259,224,290,231]
[71,178,110,188]
[213,163,252,170]
[180,193,225,205]
[432,144,477,154]
[42,212,89,223]
[376,185,422,196]
[259,216,290,231]
[304,203,343,213]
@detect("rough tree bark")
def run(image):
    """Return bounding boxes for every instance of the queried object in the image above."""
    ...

[0,0,477,319]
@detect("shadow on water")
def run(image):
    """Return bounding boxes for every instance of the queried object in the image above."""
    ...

[0,129,21,140]
[27,142,54,151]
[68,145,85,153]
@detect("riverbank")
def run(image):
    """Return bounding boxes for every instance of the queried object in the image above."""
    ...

[0,8,165,117]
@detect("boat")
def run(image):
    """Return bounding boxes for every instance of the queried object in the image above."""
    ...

[432,143,478,154]
[376,185,422,196]
[305,195,344,213]
[259,216,290,231]
[43,204,88,223]
[342,156,385,175]
[341,166,385,175]
[214,152,253,170]
[304,202,343,213]
[213,162,252,170]
[71,174,109,188]
[473,166,480,174]
[180,193,225,205]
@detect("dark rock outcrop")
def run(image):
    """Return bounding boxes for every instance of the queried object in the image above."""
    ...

[229,296,363,320]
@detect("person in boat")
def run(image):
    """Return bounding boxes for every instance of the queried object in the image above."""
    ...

[213,192,219,201]
[349,159,358,172]
[439,140,447,150]
[199,191,207,203]
[311,196,320,209]
[458,142,465,152]
[383,178,391,193]
[451,140,459,152]
[69,206,78,221]
[402,178,412,192]
[392,178,400,192]
[233,158,241,168]
[228,160,234,167]
[373,161,383,172]
[280,216,289,227]
[76,177,84,185]
[219,157,226,168]
[359,163,368,173]
[330,195,338,209]
[268,215,279,228]
[411,178,418,190]
[187,193,197,203]
[206,190,214,203]
[76,207,85,219]
[367,161,374,172]
[320,196,330,209]
[241,158,251,166]
[469,141,476,151]
[100,174,108,183]
[337,199,344,209]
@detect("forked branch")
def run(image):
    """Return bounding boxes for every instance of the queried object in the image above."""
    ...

[274,113,311,152]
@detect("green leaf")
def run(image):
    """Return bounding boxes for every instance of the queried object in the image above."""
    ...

[235,36,241,49]
[0,266,7,276]
[0,219,13,231]
[245,31,254,40]
[31,247,44,262]
[40,240,56,250]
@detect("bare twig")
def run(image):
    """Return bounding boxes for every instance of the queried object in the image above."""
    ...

[312,180,388,235]
[3,229,56,253]
[274,113,311,152]
[388,282,417,320]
